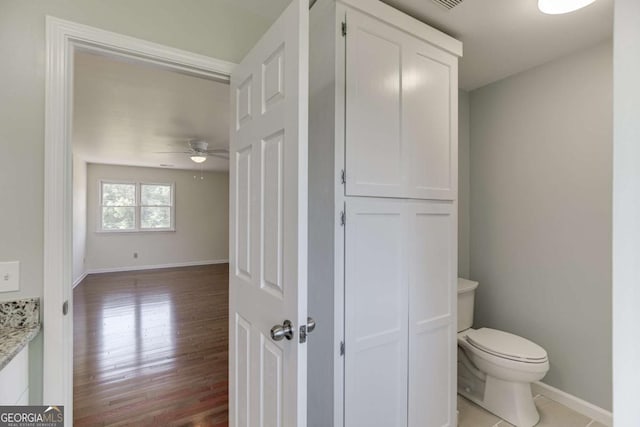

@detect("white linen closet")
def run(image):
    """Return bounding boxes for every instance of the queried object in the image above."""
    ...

[308,1,462,426]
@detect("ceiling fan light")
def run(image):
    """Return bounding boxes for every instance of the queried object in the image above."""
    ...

[538,0,597,14]
[190,155,207,164]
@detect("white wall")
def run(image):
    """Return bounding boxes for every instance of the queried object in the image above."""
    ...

[612,0,640,423]
[458,90,470,278]
[72,155,87,284]
[0,1,271,402]
[469,41,612,410]
[85,164,228,271]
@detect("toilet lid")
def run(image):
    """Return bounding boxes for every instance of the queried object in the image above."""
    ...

[465,328,548,363]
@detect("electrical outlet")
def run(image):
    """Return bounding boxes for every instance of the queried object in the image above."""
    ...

[0,261,20,292]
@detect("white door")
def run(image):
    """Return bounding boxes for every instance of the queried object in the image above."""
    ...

[229,1,308,426]
[407,200,456,427]
[405,42,457,200]
[345,8,404,198]
[344,7,458,201]
[344,199,456,427]
[344,198,408,427]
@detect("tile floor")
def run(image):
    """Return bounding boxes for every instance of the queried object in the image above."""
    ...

[457,394,607,427]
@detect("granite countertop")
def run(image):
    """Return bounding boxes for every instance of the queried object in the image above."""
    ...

[0,298,41,370]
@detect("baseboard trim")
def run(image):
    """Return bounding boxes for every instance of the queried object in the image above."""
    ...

[86,259,229,275]
[531,381,612,426]
[72,272,88,288]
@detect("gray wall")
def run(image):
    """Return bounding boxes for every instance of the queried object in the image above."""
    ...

[612,0,640,423]
[0,0,272,403]
[458,90,470,278]
[469,41,612,410]
[85,164,229,272]
[308,1,336,424]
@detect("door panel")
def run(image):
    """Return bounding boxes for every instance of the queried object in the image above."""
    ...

[408,201,456,427]
[235,146,253,281]
[235,314,251,427]
[345,198,408,427]
[344,7,457,201]
[404,41,457,200]
[261,131,284,297]
[229,1,308,426]
[345,10,404,198]
[260,335,284,426]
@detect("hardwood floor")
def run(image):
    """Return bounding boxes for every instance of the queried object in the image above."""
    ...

[73,264,229,427]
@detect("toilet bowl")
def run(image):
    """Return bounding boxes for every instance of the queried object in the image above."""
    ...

[457,279,549,427]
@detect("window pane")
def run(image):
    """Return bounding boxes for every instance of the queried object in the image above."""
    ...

[102,183,135,206]
[141,207,171,229]
[141,184,171,206]
[102,207,135,230]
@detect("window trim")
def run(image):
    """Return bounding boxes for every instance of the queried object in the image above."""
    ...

[97,180,176,233]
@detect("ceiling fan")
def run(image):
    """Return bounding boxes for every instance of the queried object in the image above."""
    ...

[155,140,229,163]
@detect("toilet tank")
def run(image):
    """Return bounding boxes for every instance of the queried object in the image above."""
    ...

[457,278,479,332]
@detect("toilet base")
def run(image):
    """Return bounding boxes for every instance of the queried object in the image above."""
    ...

[458,352,540,427]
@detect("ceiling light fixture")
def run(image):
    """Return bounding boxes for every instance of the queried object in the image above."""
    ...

[190,155,207,164]
[538,0,597,14]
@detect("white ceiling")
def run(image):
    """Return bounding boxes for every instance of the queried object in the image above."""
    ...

[73,52,230,171]
[73,0,613,171]
[382,0,613,90]
[234,0,613,90]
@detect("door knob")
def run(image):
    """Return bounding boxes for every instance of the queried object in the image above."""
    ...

[299,317,316,343]
[306,317,316,334]
[270,319,294,341]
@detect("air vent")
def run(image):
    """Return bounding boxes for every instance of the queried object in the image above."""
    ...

[432,0,464,10]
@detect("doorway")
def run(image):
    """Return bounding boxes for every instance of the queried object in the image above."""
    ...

[43,17,235,423]
[70,50,231,425]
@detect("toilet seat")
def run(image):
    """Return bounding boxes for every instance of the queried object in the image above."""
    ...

[465,328,548,364]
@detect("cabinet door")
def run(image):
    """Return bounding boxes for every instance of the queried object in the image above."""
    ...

[407,201,456,427]
[345,198,408,427]
[404,40,457,200]
[344,8,458,201]
[0,346,29,405]
[345,9,405,198]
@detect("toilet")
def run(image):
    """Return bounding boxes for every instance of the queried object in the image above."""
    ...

[457,278,549,427]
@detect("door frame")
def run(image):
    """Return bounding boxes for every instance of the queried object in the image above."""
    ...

[43,16,236,424]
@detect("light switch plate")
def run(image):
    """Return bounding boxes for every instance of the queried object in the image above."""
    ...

[0,261,20,292]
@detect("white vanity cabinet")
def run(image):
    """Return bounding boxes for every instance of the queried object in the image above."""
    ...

[344,6,458,200]
[308,1,461,426]
[0,346,29,405]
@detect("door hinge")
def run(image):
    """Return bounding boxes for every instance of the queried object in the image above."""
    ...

[340,169,346,185]
[340,341,345,356]
[341,21,347,37]
[340,210,346,226]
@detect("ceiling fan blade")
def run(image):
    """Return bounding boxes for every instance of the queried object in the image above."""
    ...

[205,149,229,154]
[152,151,190,154]
[208,153,230,160]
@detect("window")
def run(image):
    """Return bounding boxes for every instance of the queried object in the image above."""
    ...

[100,182,136,231]
[140,184,173,229]
[99,181,174,232]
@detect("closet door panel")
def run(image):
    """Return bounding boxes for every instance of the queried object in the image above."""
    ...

[407,201,456,427]
[404,41,457,200]
[345,9,404,198]
[345,198,408,427]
